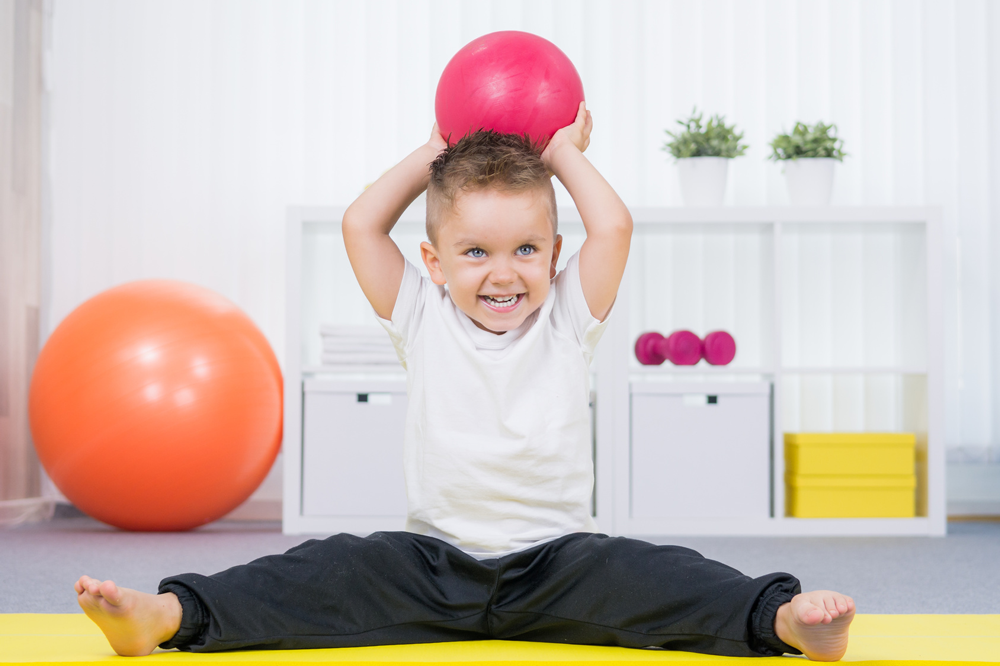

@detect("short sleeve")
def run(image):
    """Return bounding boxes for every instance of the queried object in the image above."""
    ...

[552,250,616,355]
[374,257,427,368]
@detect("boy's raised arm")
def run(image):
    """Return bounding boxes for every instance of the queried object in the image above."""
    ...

[541,103,632,323]
[342,128,448,320]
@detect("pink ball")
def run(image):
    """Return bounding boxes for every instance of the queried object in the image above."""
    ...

[435,31,585,148]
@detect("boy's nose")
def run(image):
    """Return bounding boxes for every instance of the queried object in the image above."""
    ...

[489,261,516,285]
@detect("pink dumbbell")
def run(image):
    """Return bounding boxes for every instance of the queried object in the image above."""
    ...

[634,330,703,366]
[702,330,736,365]
[634,332,667,365]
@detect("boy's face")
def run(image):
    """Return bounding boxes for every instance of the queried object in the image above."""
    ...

[420,187,562,335]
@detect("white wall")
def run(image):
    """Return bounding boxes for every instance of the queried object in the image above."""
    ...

[47,0,1000,463]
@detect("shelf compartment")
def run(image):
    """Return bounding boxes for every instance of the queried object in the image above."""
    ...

[628,224,776,372]
[629,382,771,520]
[301,380,408,519]
[781,372,927,435]
[779,372,928,519]
[781,222,927,371]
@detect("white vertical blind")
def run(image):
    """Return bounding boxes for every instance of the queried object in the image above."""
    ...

[48,0,998,457]
[1,0,52,524]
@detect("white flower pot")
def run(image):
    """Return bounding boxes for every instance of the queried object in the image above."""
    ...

[677,157,729,206]
[782,158,836,205]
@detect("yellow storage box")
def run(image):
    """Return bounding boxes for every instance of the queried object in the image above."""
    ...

[784,433,918,518]
[786,474,916,518]
[785,433,915,476]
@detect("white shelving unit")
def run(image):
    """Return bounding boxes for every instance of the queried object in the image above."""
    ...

[285,205,944,537]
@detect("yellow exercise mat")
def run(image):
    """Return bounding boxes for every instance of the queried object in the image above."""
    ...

[2,614,998,665]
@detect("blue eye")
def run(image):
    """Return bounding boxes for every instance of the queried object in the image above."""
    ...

[467,248,485,258]
[517,245,535,255]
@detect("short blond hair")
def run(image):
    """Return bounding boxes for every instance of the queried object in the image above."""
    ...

[426,131,557,246]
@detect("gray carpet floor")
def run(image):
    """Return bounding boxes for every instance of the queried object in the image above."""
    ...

[4,515,999,614]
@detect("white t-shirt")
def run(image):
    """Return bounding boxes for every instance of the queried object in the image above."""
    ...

[375,250,612,558]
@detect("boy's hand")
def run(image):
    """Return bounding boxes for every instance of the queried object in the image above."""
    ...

[428,123,449,153]
[541,101,592,168]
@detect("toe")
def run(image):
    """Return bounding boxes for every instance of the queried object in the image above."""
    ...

[77,588,100,612]
[99,580,123,606]
[823,596,839,620]
[801,602,825,625]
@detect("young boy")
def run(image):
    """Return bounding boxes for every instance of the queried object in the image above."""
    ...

[75,103,855,661]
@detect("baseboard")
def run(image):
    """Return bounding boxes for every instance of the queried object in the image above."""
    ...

[946,463,1000,516]
[0,497,55,527]
[947,501,1000,518]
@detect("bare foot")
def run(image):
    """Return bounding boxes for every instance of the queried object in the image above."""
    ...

[774,590,855,661]
[75,575,183,656]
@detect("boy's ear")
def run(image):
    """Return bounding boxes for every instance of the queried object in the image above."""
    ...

[549,234,563,279]
[421,241,447,285]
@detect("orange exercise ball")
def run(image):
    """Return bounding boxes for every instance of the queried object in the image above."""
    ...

[29,280,282,531]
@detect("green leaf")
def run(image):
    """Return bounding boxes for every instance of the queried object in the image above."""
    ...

[768,121,847,161]
[662,107,749,159]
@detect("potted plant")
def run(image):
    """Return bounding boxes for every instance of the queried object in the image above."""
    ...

[768,121,847,205]
[662,108,747,206]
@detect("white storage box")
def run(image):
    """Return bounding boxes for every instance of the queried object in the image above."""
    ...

[630,382,771,520]
[302,380,408,519]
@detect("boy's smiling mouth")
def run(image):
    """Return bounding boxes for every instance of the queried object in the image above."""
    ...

[480,293,524,312]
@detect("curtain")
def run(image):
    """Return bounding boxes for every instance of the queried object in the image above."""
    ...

[45,0,1000,465]
[0,0,53,526]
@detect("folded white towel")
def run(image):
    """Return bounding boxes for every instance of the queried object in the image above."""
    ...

[321,352,401,365]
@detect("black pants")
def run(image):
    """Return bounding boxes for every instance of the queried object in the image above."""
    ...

[159,531,801,657]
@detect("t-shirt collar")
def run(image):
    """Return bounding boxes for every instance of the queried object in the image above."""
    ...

[455,303,534,350]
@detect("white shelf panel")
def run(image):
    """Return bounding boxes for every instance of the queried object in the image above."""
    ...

[282,514,407,536]
[293,204,934,227]
[295,204,588,229]
[618,517,941,537]
[303,364,405,375]
[627,206,933,225]
[630,365,774,375]
[781,367,927,375]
